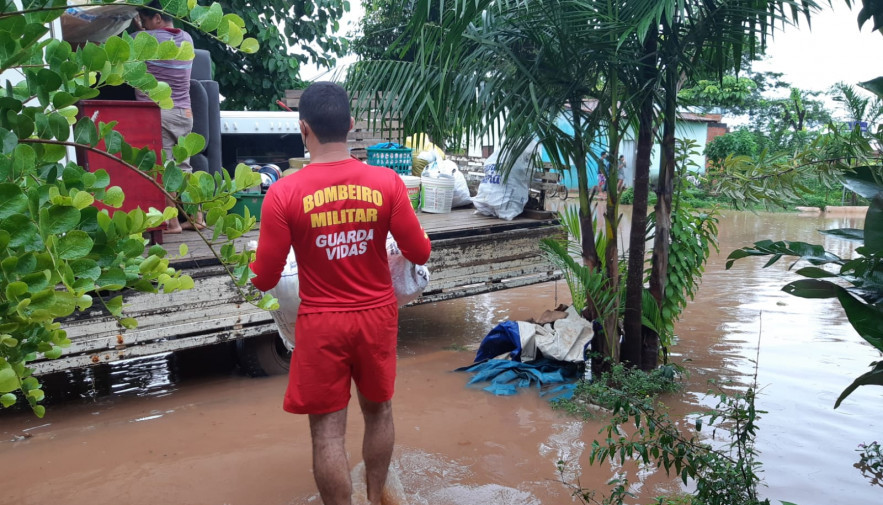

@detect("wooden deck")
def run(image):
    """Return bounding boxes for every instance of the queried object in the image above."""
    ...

[42,208,561,374]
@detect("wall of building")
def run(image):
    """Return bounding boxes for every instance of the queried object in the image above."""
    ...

[462,113,723,189]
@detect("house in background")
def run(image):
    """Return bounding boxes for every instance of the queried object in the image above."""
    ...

[568,111,729,190]
[467,109,728,190]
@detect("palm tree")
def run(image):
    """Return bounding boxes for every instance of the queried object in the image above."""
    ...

[619,0,819,369]
[348,0,820,369]
[349,1,648,362]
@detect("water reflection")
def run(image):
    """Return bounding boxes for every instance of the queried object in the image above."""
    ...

[678,210,881,505]
[1,208,880,505]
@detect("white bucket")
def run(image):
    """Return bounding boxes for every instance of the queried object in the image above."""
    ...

[400,175,421,210]
[420,174,455,213]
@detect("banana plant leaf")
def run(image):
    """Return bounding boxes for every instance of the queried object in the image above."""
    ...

[819,228,864,241]
[835,360,883,409]
[725,240,842,270]
[782,279,883,351]
[841,166,883,200]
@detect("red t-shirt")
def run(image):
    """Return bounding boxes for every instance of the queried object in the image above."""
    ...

[249,158,432,313]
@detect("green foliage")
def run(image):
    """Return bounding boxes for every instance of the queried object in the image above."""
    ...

[351,0,419,62]
[678,75,757,109]
[725,167,883,407]
[690,70,834,156]
[556,360,682,416]
[712,124,873,210]
[565,381,771,505]
[705,129,759,166]
[856,440,883,486]
[188,0,350,110]
[0,1,263,417]
[739,80,833,154]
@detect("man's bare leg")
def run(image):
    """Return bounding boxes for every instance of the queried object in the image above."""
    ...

[358,392,394,504]
[309,407,352,505]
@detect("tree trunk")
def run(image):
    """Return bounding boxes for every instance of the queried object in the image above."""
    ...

[570,98,600,274]
[646,54,679,372]
[601,97,622,366]
[621,30,658,368]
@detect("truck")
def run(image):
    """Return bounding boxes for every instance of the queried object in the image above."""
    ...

[8,3,564,378]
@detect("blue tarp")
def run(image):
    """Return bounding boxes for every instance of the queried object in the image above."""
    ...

[455,358,580,402]
[472,321,523,362]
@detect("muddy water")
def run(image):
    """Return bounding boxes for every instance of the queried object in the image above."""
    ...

[1,210,881,505]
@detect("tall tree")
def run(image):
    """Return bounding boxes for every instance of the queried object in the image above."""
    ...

[348,0,820,371]
[621,0,819,369]
[188,0,350,110]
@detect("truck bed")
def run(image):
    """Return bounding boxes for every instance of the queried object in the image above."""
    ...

[41,208,561,374]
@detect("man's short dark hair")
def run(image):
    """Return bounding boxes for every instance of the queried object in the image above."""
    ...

[137,0,173,22]
[299,82,351,144]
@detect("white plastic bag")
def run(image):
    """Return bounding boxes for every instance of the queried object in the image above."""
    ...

[437,159,472,208]
[472,141,537,220]
[267,248,299,350]
[386,234,431,306]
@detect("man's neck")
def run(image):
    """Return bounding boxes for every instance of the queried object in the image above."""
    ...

[307,142,351,164]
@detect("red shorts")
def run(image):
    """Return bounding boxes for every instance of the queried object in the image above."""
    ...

[283,303,399,415]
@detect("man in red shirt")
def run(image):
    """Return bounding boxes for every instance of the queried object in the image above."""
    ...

[250,82,431,505]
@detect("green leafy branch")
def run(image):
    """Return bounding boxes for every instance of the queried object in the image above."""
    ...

[0,0,266,417]
[16,132,273,311]
[712,126,877,209]
[583,382,769,505]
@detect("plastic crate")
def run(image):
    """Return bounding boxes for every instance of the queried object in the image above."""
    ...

[366,146,413,175]
[231,192,264,221]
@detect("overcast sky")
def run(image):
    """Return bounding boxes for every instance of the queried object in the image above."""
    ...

[755,3,883,93]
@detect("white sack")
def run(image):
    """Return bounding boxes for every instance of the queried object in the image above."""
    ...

[267,248,299,351]
[386,234,431,306]
[472,141,537,220]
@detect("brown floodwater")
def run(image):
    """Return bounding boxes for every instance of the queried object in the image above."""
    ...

[1,209,880,505]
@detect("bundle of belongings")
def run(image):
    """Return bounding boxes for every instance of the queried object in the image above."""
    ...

[471,140,539,220]
[62,1,137,45]
[457,305,593,401]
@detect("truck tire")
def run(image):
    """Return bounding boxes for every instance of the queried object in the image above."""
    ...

[236,334,291,377]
